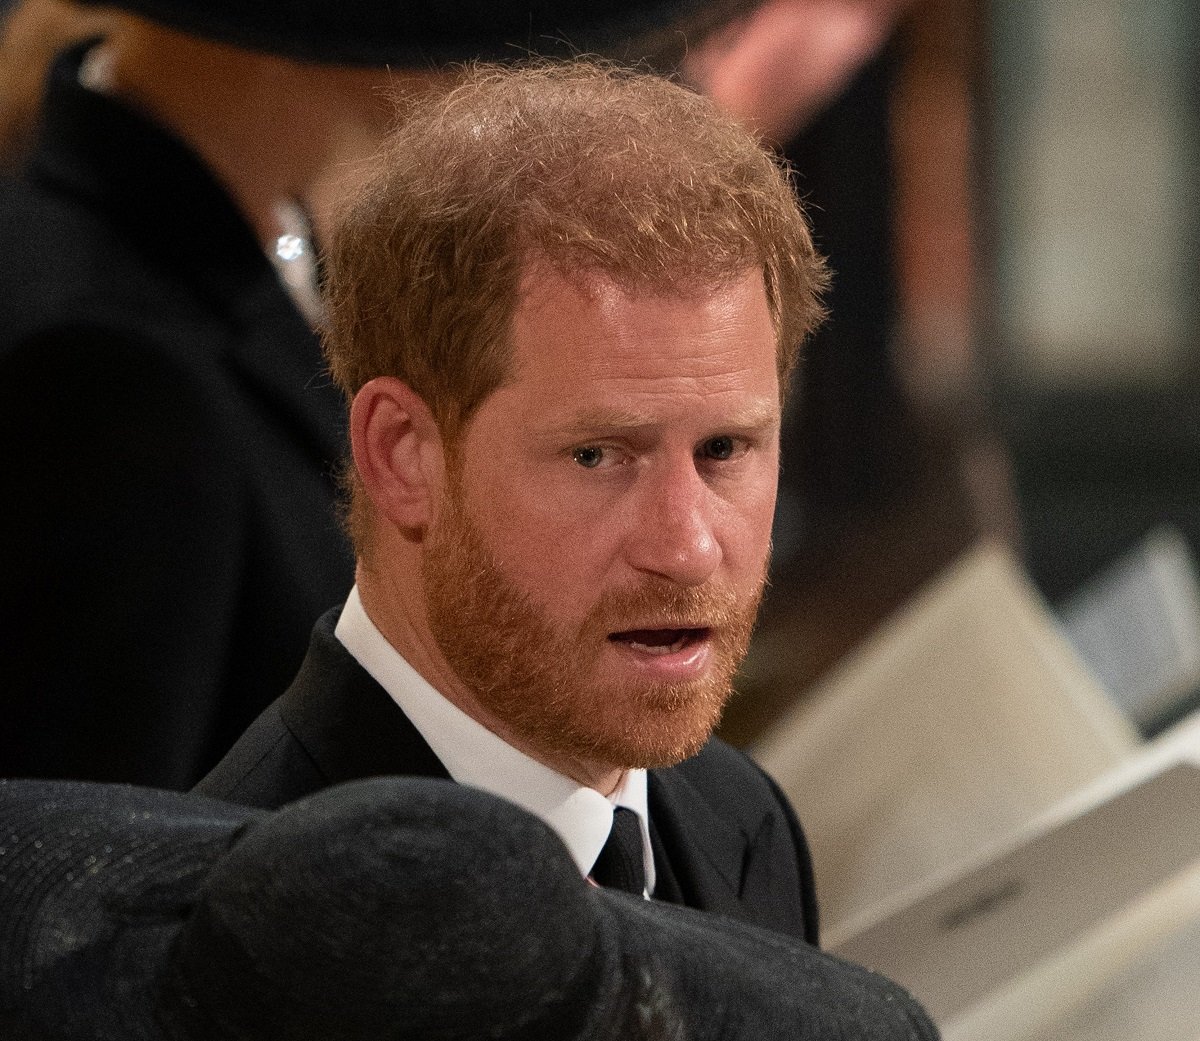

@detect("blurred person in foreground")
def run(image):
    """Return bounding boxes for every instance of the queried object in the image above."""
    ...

[0,0,752,788]
[200,61,829,944]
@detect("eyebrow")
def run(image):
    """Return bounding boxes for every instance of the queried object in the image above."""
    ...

[555,402,781,437]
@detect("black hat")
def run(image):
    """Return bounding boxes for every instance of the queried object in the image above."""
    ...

[0,776,938,1041]
[71,0,755,68]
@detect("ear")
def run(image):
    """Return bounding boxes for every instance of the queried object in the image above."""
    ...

[349,377,445,534]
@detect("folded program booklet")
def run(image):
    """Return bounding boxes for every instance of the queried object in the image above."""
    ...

[834,761,1200,1041]
[753,540,1138,933]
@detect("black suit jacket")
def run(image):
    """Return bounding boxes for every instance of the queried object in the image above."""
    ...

[198,609,820,945]
[0,46,353,788]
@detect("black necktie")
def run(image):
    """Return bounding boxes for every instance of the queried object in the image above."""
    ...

[590,806,646,896]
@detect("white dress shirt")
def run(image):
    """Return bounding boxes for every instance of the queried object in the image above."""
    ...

[335,586,655,894]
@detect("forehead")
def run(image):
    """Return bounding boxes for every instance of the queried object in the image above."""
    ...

[504,266,779,410]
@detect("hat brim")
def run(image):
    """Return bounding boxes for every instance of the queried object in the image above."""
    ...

[0,776,936,1041]
[72,0,757,69]
[0,779,265,1041]
[590,890,939,1039]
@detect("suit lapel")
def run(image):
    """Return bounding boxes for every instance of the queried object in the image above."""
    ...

[649,755,813,942]
[280,612,450,786]
[648,766,750,919]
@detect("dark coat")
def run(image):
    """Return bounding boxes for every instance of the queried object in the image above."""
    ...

[197,608,821,945]
[0,46,354,788]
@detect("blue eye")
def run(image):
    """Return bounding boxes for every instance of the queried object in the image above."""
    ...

[702,436,735,461]
[573,446,604,468]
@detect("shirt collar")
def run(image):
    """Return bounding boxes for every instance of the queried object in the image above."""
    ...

[334,586,654,891]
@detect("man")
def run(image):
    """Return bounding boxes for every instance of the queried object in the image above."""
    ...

[199,63,830,943]
[0,0,753,788]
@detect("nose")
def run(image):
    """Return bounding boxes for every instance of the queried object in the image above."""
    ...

[623,462,723,587]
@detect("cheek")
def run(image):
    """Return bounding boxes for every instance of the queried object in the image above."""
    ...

[733,504,775,572]
[717,472,778,589]
[461,472,617,604]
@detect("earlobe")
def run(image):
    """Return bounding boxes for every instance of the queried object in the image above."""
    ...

[349,377,444,533]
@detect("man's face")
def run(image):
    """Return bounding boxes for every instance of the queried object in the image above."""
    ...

[422,266,781,783]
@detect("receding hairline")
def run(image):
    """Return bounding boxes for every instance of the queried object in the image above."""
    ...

[324,59,827,388]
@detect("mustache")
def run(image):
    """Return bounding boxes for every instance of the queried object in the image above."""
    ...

[585,578,753,636]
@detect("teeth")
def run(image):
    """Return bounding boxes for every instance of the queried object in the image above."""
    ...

[628,636,688,656]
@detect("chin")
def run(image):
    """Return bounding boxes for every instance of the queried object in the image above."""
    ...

[584,702,726,771]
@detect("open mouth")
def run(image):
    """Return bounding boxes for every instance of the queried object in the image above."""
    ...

[607,627,711,656]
